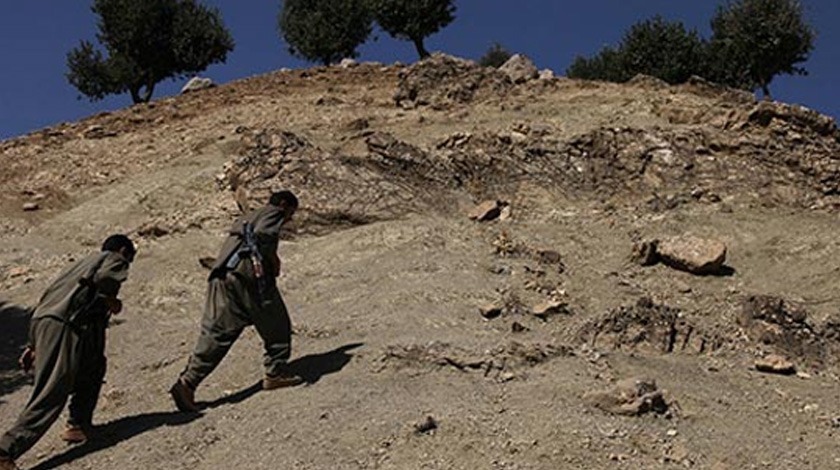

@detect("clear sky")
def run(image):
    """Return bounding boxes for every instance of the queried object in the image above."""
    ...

[1,1,837,140]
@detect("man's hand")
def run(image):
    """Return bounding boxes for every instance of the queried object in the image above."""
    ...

[104,297,123,314]
[18,347,35,373]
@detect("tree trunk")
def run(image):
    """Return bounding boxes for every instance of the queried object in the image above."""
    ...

[128,82,155,104]
[139,81,155,103]
[129,85,142,104]
[412,37,430,59]
[761,83,772,101]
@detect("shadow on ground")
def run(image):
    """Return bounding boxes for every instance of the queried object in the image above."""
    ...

[202,342,365,410]
[29,411,201,470]
[289,342,363,385]
[0,301,32,401]
[28,343,364,468]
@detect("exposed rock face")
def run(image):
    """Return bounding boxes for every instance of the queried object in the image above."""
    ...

[218,115,840,237]
[394,53,511,109]
[739,295,826,367]
[580,297,717,355]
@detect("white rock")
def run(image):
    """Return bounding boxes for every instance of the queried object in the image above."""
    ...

[339,58,358,69]
[181,77,215,94]
[499,54,539,83]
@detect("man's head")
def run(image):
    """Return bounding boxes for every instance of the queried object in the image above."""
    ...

[269,190,299,220]
[102,234,136,263]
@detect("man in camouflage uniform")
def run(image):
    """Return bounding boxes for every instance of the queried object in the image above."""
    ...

[0,235,135,470]
[170,191,302,412]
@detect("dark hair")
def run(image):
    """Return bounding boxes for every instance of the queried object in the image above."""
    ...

[269,190,299,210]
[102,234,136,262]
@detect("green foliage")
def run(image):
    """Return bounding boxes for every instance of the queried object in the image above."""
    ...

[567,47,625,82]
[620,16,707,84]
[479,43,513,68]
[368,0,456,58]
[66,0,234,104]
[567,16,707,85]
[709,0,814,97]
[279,0,372,66]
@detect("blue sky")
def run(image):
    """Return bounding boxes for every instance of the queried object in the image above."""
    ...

[1,1,838,140]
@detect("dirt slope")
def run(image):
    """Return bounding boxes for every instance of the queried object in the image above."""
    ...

[2,55,840,469]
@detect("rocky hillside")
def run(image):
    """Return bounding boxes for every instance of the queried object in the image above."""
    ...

[2,54,840,469]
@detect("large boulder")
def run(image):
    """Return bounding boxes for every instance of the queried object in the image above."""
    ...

[657,235,727,275]
[499,54,538,83]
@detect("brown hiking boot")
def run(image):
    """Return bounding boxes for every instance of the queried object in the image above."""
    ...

[60,425,88,444]
[263,371,304,390]
[169,378,199,412]
[0,455,19,470]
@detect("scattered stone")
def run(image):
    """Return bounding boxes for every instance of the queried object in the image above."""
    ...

[22,202,40,212]
[136,222,173,239]
[83,125,117,139]
[674,280,692,294]
[532,299,569,320]
[663,442,691,465]
[755,354,796,375]
[538,69,555,80]
[493,231,528,257]
[199,257,216,270]
[628,74,669,89]
[414,416,438,435]
[584,377,669,416]
[499,54,539,83]
[8,266,29,278]
[499,205,512,221]
[314,95,344,106]
[511,321,528,333]
[657,236,727,275]
[345,117,369,132]
[631,239,659,266]
[468,200,502,222]
[180,76,215,94]
[479,303,504,320]
[489,264,511,276]
[536,250,563,265]
[339,58,358,69]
